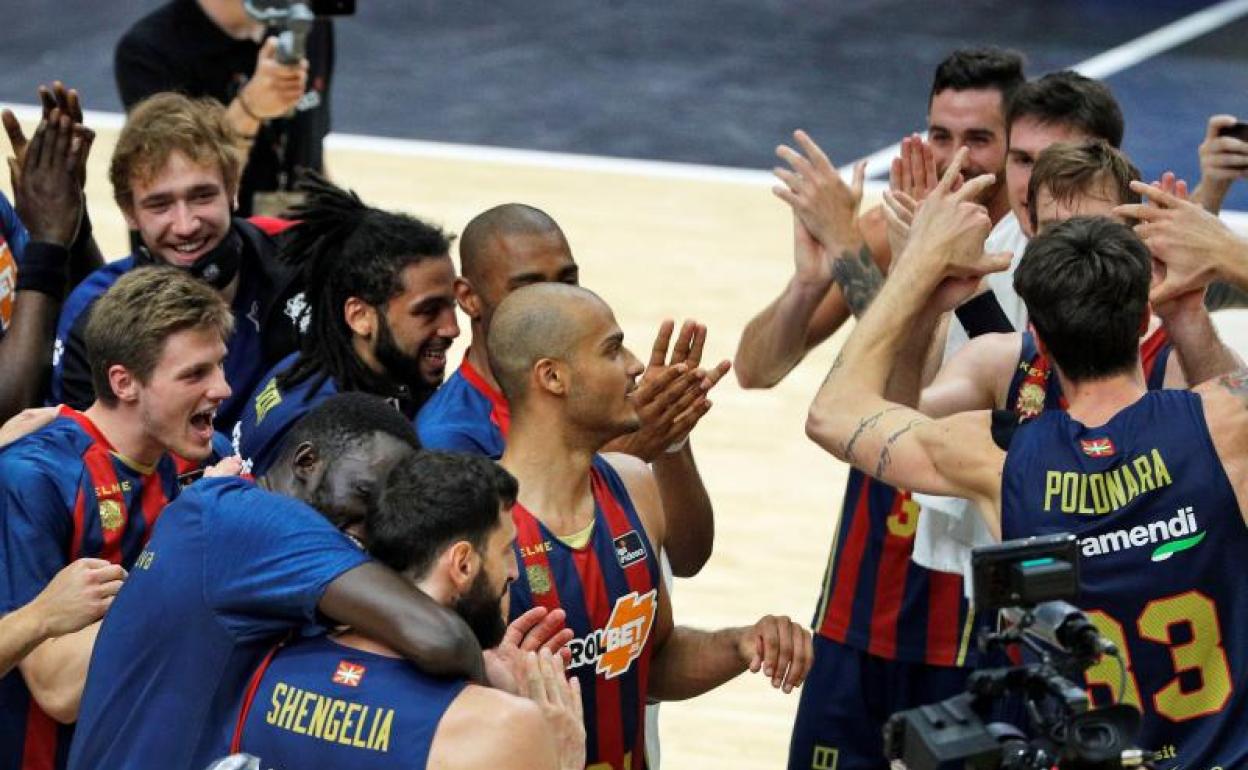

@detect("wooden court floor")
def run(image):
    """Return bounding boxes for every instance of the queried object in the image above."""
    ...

[7,119,1247,769]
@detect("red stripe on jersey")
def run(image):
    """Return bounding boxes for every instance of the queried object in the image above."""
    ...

[572,537,626,769]
[21,699,57,770]
[69,488,85,562]
[925,569,963,665]
[512,505,563,613]
[818,480,871,640]
[1140,325,1169,378]
[82,444,126,564]
[246,216,297,236]
[867,493,912,659]
[138,470,170,539]
[591,467,654,767]
[460,360,511,438]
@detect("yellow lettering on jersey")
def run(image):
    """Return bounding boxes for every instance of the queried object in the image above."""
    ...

[1041,449,1173,515]
[254,378,283,425]
[262,683,394,752]
[520,541,553,558]
[94,481,132,498]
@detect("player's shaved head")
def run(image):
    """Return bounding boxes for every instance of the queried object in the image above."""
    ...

[487,283,606,405]
[459,203,568,285]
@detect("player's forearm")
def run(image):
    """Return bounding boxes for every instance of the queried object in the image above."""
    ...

[0,604,49,679]
[0,291,60,424]
[648,626,747,701]
[883,306,944,407]
[1215,236,1248,292]
[320,561,486,682]
[1164,305,1242,385]
[807,257,936,457]
[651,444,712,578]
[829,241,885,319]
[1192,178,1232,215]
[734,276,832,389]
[19,621,98,723]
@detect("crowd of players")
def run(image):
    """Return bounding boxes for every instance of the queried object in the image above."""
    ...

[1,13,1248,770]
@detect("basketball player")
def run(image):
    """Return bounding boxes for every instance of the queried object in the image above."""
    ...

[52,93,306,429]
[233,451,586,770]
[0,267,233,770]
[807,152,1247,770]
[68,394,490,770]
[233,174,458,475]
[489,282,811,770]
[418,202,725,578]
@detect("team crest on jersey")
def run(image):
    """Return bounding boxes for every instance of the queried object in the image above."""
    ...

[99,499,123,532]
[332,660,366,687]
[568,589,657,679]
[613,530,648,569]
[1016,381,1046,419]
[527,564,553,595]
[1080,437,1116,458]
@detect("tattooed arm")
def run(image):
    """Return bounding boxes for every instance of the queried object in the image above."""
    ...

[1197,370,1248,523]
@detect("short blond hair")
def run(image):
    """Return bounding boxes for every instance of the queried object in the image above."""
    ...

[110,92,243,211]
[86,266,234,405]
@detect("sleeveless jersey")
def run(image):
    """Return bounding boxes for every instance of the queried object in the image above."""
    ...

[233,635,466,770]
[416,359,508,458]
[0,193,30,334]
[509,457,660,770]
[1007,327,1171,419]
[812,470,972,665]
[0,407,197,770]
[232,353,338,476]
[1001,390,1248,770]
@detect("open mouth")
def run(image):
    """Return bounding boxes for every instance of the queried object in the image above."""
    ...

[189,407,216,440]
[168,239,209,263]
[421,343,448,369]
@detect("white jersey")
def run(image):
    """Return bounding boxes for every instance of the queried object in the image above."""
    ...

[915,212,1029,597]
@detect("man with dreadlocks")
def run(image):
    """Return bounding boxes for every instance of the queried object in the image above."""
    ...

[232,173,458,475]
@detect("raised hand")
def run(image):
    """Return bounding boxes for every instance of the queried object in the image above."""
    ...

[484,606,573,694]
[15,109,84,247]
[880,188,919,260]
[1116,179,1248,304]
[3,81,90,191]
[519,650,585,770]
[241,37,310,120]
[904,147,1009,282]
[890,133,939,202]
[737,614,812,694]
[772,129,867,253]
[0,406,58,448]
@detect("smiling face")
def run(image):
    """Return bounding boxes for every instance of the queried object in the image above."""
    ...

[373,257,460,388]
[122,151,232,268]
[133,325,231,462]
[928,88,1009,209]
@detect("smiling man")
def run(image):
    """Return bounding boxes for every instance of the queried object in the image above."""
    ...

[51,92,306,430]
[0,266,233,770]
[232,173,459,475]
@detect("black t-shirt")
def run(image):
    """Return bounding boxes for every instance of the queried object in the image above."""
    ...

[114,0,333,215]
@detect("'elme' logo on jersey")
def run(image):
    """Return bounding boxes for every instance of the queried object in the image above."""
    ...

[1079,506,1205,562]
[569,590,657,679]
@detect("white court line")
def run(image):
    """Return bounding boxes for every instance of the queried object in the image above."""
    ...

[851,0,1248,178]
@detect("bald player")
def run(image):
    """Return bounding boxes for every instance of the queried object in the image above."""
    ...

[487,282,811,770]
[418,203,723,579]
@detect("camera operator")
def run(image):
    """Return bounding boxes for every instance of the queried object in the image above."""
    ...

[115,0,333,216]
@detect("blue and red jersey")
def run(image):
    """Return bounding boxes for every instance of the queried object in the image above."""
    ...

[0,192,30,336]
[232,634,466,770]
[1001,389,1248,770]
[509,456,659,770]
[0,407,211,770]
[416,359,508,458]
[232,353,339,476]
[1006,326,1172,419]
[812,470,972,665]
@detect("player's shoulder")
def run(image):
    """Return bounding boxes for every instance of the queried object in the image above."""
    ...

[0,416,88,488]
[1195,369,1248,423]
[597,452,663,537]
[433,686,550,763]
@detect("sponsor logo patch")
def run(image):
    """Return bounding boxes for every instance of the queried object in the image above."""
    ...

[613,530,648,569]
[569,589,657,678]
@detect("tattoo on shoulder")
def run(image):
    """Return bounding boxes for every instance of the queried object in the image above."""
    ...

[873,417,930,478]
[844,405,906,462]
[831,243,885,318]
[1217,368,1248,407]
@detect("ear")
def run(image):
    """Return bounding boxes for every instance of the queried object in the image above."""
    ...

[454,277,483,320]
[289,441,325,492]
[445,540,480,595]
[533,357,567,397]
[343,296,376,339]
[107,364,142,405]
